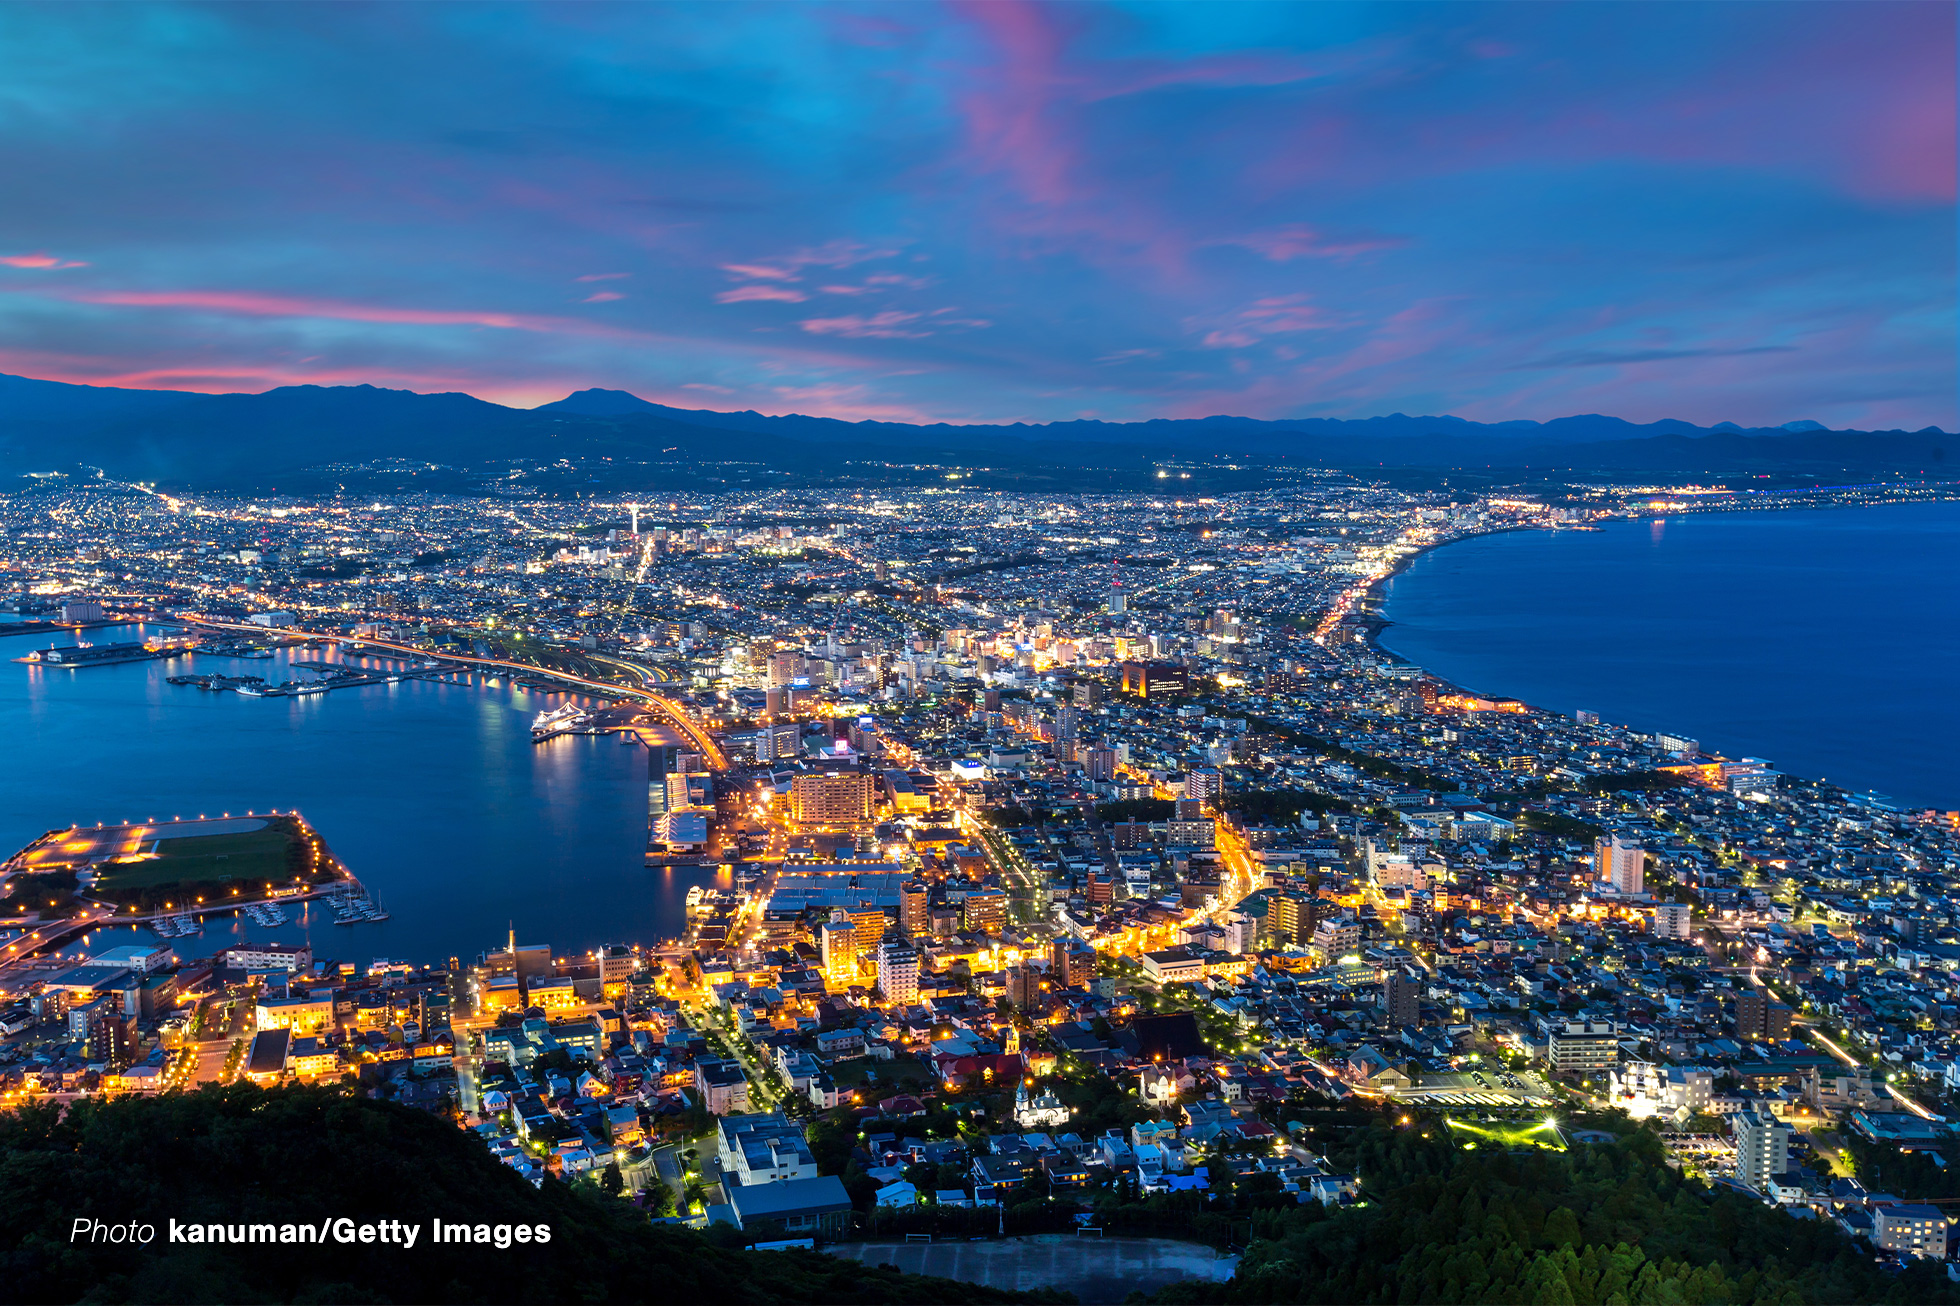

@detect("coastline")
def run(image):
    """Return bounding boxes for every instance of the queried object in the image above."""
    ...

[1351,498,1960,808]
[1352,524,1538,695]
[1355,491,1960,691]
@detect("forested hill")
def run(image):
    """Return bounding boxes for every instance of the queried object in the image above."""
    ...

[0,1083,1040,1305]
[1150,1113,1957,1306]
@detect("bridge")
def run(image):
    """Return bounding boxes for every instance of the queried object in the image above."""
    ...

[183,618,725,769]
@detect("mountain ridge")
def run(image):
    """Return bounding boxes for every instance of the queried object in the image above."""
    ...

[0,371,1949,488]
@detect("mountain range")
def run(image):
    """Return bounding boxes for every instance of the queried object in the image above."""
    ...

[0,371,1950,490]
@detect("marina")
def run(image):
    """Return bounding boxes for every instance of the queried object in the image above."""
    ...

[3,623,702,963]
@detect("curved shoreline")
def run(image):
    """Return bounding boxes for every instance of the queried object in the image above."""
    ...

[1352,525,1540,702]
[1355,493,1960,705]
[1353,499,1959,807]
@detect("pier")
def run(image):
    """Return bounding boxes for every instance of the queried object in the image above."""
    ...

[166,661,472,698]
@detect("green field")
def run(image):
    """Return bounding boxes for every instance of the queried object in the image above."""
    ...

[91,818,310,898]
[1443,1116,1567,1151]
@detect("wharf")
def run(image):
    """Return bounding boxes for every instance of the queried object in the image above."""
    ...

[16,642,184,668]
[167,664,468,697]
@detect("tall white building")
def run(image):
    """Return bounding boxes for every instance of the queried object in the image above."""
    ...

[876,940,918,1005]
[1734,1108,1791,1194]
[1653,901,1692,940]
[1595,835,1645,896]
[1184,767,1224,807]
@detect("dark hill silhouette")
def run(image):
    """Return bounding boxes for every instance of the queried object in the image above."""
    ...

[0,1082,1041,1304]
[0,371,1948,486]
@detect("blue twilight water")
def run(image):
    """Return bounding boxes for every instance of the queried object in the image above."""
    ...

[0,627,715,965]
[1378,500,1960,811]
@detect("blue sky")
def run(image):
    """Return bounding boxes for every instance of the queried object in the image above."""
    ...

[0,1,1951,428]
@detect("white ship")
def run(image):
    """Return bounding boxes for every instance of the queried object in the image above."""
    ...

[531,702,591,740]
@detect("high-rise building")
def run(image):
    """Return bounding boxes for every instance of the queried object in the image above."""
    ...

[1107,586,1127,616]
[876,940,919,1005]
[963,887,1008,935]
[789,771,878,825]
[1005,964,1045,1009]
[1082,746,1117,782]
[767,652,803,687]
[1594,835,1645,896]
[1653,901,1692,940]
[1268,892,1314,948]
[1119,661,1189,699]
[899,881,930,938]
[819,916,859,987]
[1051,937,1096,989]
[1733,1108,1791,1193]
[1736,989,1793,1042]
[87,1008,139,1070]
[1384,971,1420,1028]
[1184,768,1224,807]
[598,945,637,996]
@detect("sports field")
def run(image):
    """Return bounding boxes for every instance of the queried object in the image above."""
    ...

[90,820,303,892]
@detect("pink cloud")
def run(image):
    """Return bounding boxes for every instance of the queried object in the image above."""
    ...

[2,253,87,269]
[582,291,625,302]
[955,0,1074,208]
[1192,294,1336,348]
[0,352,549,402]
[796,310,929,339]
[721,242,905,286]
[821,273,937,295]
[1220,225,1407,262]
[58,288,641,337]
[576,272,630,282]
[1295,298,1462,390]
[721,262,801,282]
[716,285,808,304]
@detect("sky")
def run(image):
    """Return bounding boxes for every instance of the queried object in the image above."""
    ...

[0,1,1952,429]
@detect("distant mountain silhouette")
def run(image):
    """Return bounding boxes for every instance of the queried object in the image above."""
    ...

[0,372,1949,488]
[535,387,1732,448]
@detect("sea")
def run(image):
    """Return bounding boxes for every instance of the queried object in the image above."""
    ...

[0,629,716,967]
[1377,499,1960,811]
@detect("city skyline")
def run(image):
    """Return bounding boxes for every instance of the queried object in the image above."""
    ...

[0,2,1951,430]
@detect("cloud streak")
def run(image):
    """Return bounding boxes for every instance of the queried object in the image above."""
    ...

[0,2,1942,430]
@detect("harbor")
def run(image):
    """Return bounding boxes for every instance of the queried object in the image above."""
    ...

[3,622,698,963]
[167,659,469,698]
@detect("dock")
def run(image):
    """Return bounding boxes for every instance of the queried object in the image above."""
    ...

[167,662,470,698]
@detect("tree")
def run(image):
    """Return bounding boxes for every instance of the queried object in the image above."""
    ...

[600,1161,624,1196]
[0,1082,1044,1304]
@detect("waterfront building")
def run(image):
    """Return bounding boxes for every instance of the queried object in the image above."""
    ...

[789,771,877,825]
